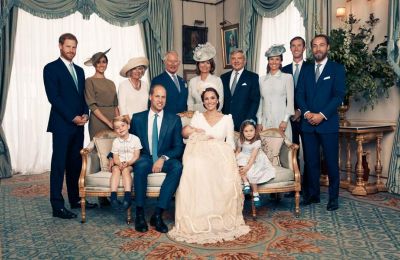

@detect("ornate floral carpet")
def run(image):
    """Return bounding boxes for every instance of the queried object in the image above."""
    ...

[1,173,400,259]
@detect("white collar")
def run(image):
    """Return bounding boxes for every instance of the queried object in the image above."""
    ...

[315,57,328,67]
[60,56,74,67]
[149,108,164,119]
[117,134,132,143]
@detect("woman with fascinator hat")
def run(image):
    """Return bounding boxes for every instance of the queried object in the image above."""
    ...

[256,44,295,141]
[118,57,150,118]
[187,42,224,112]
[84,49,119,139]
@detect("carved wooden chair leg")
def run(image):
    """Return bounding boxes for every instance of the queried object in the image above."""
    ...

[126,206,132,225]
[81,197,86,223]
[251,193,256,220]
[294,190,300,218]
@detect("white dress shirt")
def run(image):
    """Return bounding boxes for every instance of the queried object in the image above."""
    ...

[229,68,244,91]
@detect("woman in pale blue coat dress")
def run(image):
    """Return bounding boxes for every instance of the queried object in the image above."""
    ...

[257,44,294,141]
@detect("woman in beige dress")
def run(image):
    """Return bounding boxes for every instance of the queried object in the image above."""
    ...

[118,57,150,118]
[84,49,119,139]
[169,87,249,244]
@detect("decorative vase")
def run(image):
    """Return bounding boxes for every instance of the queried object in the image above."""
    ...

[338,96,351,126]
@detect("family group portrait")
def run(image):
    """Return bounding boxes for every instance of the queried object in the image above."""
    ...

[1,0,400,259]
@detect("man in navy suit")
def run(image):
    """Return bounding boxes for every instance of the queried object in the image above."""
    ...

[130,85,184,233]
[43,33,96,219]
[282,36,310,197]
[151,51,188,114]
[221,49,260,131]
[296,34,345,211]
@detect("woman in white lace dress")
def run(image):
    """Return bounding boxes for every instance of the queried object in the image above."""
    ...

[169,87,249,244]
[187,42,224,112]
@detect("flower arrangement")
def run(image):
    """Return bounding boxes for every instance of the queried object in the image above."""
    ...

[328,13,397,110]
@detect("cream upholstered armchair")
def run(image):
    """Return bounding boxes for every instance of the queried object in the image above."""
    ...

[79,130,168,224]
[246,128,301,218]
[79,113,193,224]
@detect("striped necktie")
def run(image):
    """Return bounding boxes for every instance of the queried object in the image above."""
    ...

[315,63,322,82]
[293,63,299,87]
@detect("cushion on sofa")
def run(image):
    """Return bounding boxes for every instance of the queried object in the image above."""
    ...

[260,136,284,166]
[93,137,115,172]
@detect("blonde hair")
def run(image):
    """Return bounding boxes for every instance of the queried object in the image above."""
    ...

[113,115,130,126]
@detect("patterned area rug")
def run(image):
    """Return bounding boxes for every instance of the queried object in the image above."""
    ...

[1,173,400,259]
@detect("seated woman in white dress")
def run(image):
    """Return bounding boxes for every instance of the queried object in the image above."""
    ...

[187,42,224,112]
[169,87,249,244]
[256,44,294,141]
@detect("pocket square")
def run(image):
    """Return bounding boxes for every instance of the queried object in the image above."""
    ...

[323,76,331,80]
[241,83,247,86]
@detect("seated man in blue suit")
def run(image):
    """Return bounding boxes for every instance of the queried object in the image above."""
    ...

[130,85,184,233]
[151,51,188,114]
[296,34,345,211]
[221,49,260,131]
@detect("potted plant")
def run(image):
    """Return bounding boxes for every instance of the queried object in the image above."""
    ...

[328,13,397,119]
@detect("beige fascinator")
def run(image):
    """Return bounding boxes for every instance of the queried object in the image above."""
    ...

[193,42,216,62]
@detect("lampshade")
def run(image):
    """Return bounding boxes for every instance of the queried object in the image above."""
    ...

[336,7,346,18]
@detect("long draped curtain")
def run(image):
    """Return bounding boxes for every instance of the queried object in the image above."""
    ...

[3,9,146,174]
[0,7,17,178]
[239,0,325,71]
[257,2,306,75]
[0,0,173,178]
[387,0,400,194]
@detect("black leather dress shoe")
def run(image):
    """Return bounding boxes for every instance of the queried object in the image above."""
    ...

[327,199,339,211]
[135,214,148,233]
[53,208,77,219]
[150,214,168,233]
[70,201,98,209]
[301,197,320,206]
[121,200,132,211]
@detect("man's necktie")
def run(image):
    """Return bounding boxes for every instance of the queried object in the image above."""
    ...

[293,63,300,87]
[230,71,239,95]
[172,74,181,92]
[152,114,159,162]
[315,63,322,82]
[69,63,79,91]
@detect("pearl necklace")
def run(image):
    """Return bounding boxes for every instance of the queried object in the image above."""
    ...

[129,78,141,90]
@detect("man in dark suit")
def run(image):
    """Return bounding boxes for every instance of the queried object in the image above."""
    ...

[130,85,184,233]
[43,33,96,219]
[296,34,345,211]
[282,36,310,197]
[221,49,260,131]
[151,51,188,114]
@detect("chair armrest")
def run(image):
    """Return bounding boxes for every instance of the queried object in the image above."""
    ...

[279,138,301,185]
[79,141,96,189]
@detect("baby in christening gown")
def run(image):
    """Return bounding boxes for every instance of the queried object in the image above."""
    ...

[168,116,249,244]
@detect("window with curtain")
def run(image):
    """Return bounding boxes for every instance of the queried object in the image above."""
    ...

[257,2,306,76]
[3,9,147,174]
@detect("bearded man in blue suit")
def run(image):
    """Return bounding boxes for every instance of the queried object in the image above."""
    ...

[296,34,345,211]
[43,33,96,219]
[151,51,188,114]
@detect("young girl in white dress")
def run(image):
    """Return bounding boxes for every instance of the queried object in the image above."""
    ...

[236,119,276,207]
[110,115,142,210]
